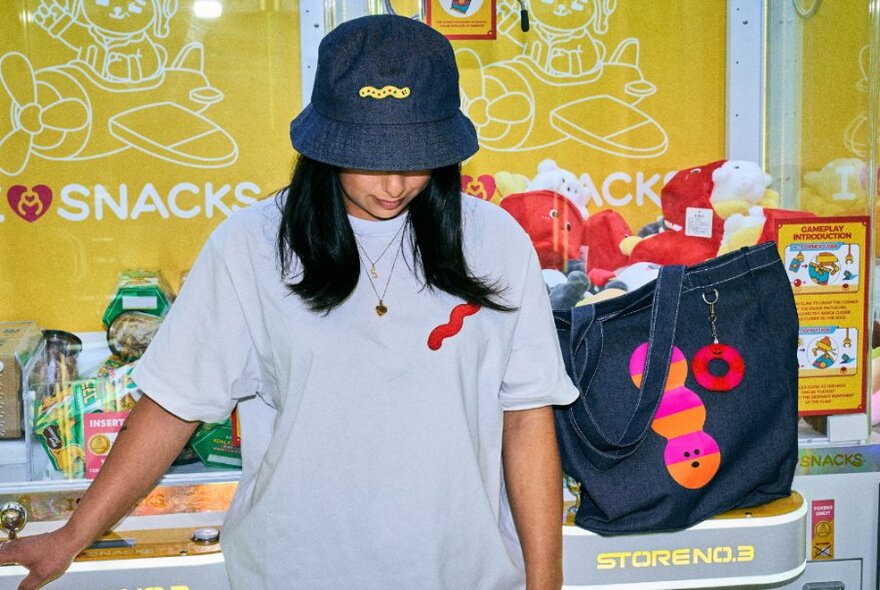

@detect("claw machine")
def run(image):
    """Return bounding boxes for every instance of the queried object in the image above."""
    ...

[0,0,301,587]
[327,0,878,588]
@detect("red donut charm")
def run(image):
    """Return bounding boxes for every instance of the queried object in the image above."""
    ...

[692,343,745,392]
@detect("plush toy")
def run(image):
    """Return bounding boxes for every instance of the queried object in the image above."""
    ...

[717,206,766,256]
[799,158,869,217]
[637,217,664,237]
[500,190,585,270]
[614,262,660,292]
[549,270,591,309]
[757,208,817,244]
[527,159,591,215]
[542,268,568,289]
[579,160,763,272]
[495,171,530,199]
[710,160,773,219]
[587,267,617,288]
[580,209,633,272]
[628,160,726,266]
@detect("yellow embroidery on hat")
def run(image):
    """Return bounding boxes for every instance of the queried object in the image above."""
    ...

[359,85,411,99]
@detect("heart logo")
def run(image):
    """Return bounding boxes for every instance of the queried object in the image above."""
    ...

[8,185,52,222]
[461,174,496,202]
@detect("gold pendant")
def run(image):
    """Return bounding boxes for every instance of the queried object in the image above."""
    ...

[376,303,387,316]
[369,266,378,279]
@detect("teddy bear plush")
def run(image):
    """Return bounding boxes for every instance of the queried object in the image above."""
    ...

[710,160,774,219]
[799,158,870,217]
[527,159,591,216]
[494,171,530,199]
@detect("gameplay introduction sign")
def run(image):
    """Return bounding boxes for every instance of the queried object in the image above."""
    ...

[777,217,871,415]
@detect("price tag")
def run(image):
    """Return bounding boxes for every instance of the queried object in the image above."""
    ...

[685,207,714,238]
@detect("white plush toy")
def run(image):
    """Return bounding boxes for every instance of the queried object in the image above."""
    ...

[709,160,772,219]
[717,206,767,255]
[527,159,590,215]
[614,262,661,292]
[542,268,568,289]
[710,160,771,205]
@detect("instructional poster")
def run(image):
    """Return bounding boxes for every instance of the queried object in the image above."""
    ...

[776,217,871,415]
[427,0,497,39]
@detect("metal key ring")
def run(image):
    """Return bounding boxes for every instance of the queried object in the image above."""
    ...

[701,288,719,305]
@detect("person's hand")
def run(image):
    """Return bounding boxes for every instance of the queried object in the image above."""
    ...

[0,529,81,590]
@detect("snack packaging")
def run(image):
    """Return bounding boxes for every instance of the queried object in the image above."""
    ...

[32,330,82,385]
[96,354,129,379]
[107,311,163,361]
[84,411,128,479]
[0,321,42,439]
[33,379,102,478]
[190,418,242,469]
[102,270,175,329]
[34,372,138,479]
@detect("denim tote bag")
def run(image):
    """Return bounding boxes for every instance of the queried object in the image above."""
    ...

[553,243,799,535]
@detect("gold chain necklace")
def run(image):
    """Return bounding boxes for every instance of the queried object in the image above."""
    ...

[358,232,405,316]
[355,222,406,279]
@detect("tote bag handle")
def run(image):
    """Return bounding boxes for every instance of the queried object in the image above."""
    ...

[556,265,685,471]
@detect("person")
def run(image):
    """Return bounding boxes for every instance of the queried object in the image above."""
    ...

[0,14,578,590]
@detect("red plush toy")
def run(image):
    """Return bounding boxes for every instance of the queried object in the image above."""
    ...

[628,161,727,266]
[756,208,816,245]
[581,209,633,272]
[500,190,584,270]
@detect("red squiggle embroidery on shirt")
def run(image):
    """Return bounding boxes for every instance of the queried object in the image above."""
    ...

[427,304,481,350]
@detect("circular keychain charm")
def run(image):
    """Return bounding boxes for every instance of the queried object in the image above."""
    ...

[692,289,746,392]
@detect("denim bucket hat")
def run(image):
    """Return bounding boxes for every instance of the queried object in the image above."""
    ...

[289,15,479,171]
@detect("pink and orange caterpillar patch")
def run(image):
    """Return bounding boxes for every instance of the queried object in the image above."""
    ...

[630,343,721,489]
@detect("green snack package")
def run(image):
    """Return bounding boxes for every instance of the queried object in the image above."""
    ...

[190,419,242,469]
[34,380,107,478]
[35,378,135,479]
[102,270,175,329]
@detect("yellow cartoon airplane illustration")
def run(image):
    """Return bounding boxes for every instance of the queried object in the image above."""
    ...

[457,0,667,158]
[0,0,237,176]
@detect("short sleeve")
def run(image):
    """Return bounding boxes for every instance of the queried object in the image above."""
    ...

[499,249,579,411]
[131,236,262,423]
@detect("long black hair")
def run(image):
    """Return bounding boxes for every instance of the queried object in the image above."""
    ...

[277,156,514,314]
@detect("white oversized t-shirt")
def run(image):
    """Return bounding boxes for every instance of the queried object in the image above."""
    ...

[132,194,578,589]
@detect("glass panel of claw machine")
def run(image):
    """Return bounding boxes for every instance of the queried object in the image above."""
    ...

[765,0,878,448]
[763,2,880,589]
[0,0,300,587]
